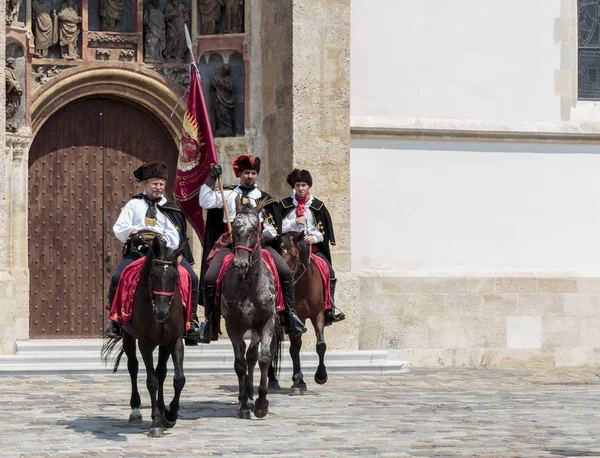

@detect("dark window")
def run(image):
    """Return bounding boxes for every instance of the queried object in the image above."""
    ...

[579,1,600,99]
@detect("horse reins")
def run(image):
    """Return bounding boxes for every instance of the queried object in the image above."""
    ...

[233,233,261,265]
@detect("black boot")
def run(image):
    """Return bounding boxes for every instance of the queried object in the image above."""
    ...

[104,287,122,338]
[199,284,215,344]
[281,278,306,335]
[325,278,345,326]
[104,320,122,338]
[186,289,202,338]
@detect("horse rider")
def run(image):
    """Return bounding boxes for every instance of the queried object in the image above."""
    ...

[104,161,202,340]
[280,168,345,326]
[198,154,307,344]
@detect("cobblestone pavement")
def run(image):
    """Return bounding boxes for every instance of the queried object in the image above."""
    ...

[1,368,600,457]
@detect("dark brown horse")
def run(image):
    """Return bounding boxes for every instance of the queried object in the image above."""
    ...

[277,232,328,394]
[102,236,188,437]
[220,204,282,419]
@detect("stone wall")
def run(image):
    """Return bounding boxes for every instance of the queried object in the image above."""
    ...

[291,0,356,350]
[360,274,600,367]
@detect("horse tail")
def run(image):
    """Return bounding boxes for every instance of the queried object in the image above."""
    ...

[101,335,125,374]
[271,316,284,378]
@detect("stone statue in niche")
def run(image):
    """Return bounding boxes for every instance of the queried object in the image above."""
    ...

[199,0,223,35]
[5,58,22,132]
[32,0,58,58]
[144,0,166,62]
[6,0,24,26]
[225,0,243,33]
[100,0,124,31]
[164,0,190,61]
[57,0,82,60]
[211,65,235,137]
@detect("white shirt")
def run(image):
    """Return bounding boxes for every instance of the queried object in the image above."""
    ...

[281,195,324,243]
[198,184,278,242]
[113,195,180,249]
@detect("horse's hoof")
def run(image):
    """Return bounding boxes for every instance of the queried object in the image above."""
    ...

[236,408,251,420]
[289,386,304,396]
[253,405,269,418]
[314,372,328,385]
[163,410,177,429]
[149,427,164,437]
[299,382,308,392]
[128,409,143,423]
[268,380,281,390]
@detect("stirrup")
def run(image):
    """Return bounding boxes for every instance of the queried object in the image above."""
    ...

[104,321,122,338]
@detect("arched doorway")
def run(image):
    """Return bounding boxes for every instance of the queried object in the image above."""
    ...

[28,97,179,338]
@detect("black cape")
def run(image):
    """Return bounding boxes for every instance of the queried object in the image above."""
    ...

[198,188,282,305]
[280,196,336,264]
[131,194,195,264]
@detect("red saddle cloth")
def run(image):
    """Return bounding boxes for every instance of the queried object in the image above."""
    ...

[311,253,332,310]
[215,249,284,312]
[109,256,193,330]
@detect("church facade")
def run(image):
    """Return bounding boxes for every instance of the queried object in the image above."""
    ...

[2,0,600,367]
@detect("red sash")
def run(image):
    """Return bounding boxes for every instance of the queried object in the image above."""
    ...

[109,257,193,330]
[215,249,284,312]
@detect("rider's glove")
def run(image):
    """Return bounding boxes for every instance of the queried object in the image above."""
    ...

[209,164,223,180]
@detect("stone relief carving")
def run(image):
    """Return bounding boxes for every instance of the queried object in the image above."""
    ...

[32,65,69,88]
[143,0,165,62]
[152,67,190,91]
[57,0,82,60]
[211,64,235,137]
[119,49,135,61]
[224,0,243,33]
[6,58,23,133]
[100,0,124,31]
[164,0,190,61]
[32,0,58,58]
[6,0,24,26]
[96,48,112,60]
[199,0,223,35]
[88,33,138,46]
[6,134,31,162]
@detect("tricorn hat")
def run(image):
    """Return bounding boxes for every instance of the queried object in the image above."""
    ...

[232,154,261,177]
[286,169,313,188]
[132,161,169,182]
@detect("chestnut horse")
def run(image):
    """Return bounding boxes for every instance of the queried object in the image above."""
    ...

[273,232,328,395]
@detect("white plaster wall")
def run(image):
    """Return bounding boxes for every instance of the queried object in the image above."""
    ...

[351,0,562,124]
[351,139,600,274]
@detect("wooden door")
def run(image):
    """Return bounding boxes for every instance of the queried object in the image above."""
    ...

[29,97,178,338]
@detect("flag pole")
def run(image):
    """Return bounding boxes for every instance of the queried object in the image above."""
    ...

[184,25,232,235]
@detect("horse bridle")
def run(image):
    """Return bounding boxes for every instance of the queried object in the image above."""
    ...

[148,258,178,309]
[233,232,261,265]
[287,244,309,285]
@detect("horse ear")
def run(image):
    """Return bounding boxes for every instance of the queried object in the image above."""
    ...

[174,239,188,259]
[152,236,162,256]
[255,200,267,214]
[235,194,242,213]
[295,231,305,244]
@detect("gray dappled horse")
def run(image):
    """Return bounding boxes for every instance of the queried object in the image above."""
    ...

[102,236,188,437]
[220,204,281,419]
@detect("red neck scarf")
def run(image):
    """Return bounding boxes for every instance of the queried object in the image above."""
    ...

[295,193,311,217]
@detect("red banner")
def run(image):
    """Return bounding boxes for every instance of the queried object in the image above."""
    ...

[173,64,218,243]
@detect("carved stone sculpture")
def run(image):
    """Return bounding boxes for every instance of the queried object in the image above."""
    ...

[5,58,22,132]
[225,0,243,33]
[6,0,23,26]
[199,0,223,35]
[32,0,57,58]
[58,0,82,60]
[211,65,235,137]
[100,0,124,31]
[144,0,166,62]
[164,0,189,61]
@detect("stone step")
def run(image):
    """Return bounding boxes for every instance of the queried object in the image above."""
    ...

[0,339,411,376]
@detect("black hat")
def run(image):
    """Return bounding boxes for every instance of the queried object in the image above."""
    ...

[232,154,261,177]
[286,169,313,188]
[132,161,168,182]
